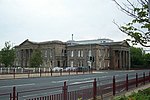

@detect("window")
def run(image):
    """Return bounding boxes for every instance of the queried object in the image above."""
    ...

[78,50,80,57]
[49,49,52,58]
[71,61,73,67]
[81,50,83,57]
[71,50,74,57]
[107,49,110,57]
[62,49,64,56]
[88,50,91,57]
[45,50,47,57]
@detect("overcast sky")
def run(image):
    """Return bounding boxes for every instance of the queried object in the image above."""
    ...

[0,0,133,48]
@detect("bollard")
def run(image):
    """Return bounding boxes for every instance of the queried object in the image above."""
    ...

[126,74,128,91]
[113,76,116,96]
[93,78,97,100]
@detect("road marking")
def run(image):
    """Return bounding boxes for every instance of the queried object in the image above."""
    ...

[79,85,92,89]
[51,80,68,83]
[93,72,108,74]
[70,80,93,85]
[0,83,35,88]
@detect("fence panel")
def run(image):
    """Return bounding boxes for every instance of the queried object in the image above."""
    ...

[0,93,12,100]
[17,86,63,100]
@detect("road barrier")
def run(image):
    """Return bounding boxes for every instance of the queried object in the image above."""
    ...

[0,67,93,79]
[0,71,150,100]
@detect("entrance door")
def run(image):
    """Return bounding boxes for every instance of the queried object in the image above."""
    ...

[57,61,60,67]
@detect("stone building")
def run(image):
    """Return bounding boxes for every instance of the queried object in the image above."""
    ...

[15,39,67,68]
[15,38,130,70]
[67,39,130,70]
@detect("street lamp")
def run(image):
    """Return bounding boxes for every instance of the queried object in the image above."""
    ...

[148,0,150,31]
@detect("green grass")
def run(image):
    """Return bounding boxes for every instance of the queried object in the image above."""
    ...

[114,88,150,100]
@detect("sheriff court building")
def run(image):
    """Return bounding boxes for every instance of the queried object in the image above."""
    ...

[15,37,130,70]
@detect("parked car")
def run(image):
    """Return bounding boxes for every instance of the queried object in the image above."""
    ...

[64,67,77,71]
[52,67,63,72]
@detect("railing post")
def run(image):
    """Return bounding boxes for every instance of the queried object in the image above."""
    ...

[60,70,62,76]
[113,76,116,96]
[10,93,12,100]
[69,70,70,75]
[93,78,97,100]
[63,81,67,100]
[40,69,42,77]
[143,72,145,85]
[50,68,52,76]
[83,69,85,74]
[126,74,128,91]
[136,73,138,87]
[13,87,16,100]
[28,70,30,78]
[76,70,78,75]
[13,69,15,79]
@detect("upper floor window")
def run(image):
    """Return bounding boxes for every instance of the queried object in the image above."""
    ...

[49,49,52,58]
[81,50,83,57]
[62,49,64,56]
[78,50,80,57]
[88,50,91,57]
[45,50,47,57]
[107,49,110,57]
[71,50,74,57]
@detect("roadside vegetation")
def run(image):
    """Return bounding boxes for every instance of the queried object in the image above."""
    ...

[114,88,150,100]
[130,46,150,69]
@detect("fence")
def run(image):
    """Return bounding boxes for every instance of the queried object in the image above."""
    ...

[0,67,92,79]
[0,71,149,100]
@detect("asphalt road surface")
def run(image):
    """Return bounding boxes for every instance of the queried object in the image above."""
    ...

[0,70,149,100]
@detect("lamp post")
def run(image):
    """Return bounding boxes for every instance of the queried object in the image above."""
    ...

[148,0,150,22]
[148,0,150,31]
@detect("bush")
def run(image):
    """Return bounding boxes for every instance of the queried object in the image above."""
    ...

[114,88,150,100]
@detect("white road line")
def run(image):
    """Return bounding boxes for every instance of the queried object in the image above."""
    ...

[79,85,92,89]
[0,83,35,88]
[51,80,68,83]
[70,80,93,85]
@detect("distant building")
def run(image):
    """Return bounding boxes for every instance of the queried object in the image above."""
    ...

[15,38,130,70]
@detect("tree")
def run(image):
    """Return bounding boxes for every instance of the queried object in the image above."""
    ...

[0,42,15,67]
[143,53,150,67]
[29,49,43,67]
[130,47,144,68]
[113,0,150,47]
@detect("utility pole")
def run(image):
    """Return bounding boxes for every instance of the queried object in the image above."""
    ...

[148,0,150,22]
[148,0,150,32]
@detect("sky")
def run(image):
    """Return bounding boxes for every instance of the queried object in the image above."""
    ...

[0,0,133,49]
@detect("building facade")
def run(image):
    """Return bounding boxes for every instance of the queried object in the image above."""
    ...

[15,39,130,70]
[15,39,67,68]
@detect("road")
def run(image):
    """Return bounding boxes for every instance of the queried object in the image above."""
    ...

[0,70,149,100]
